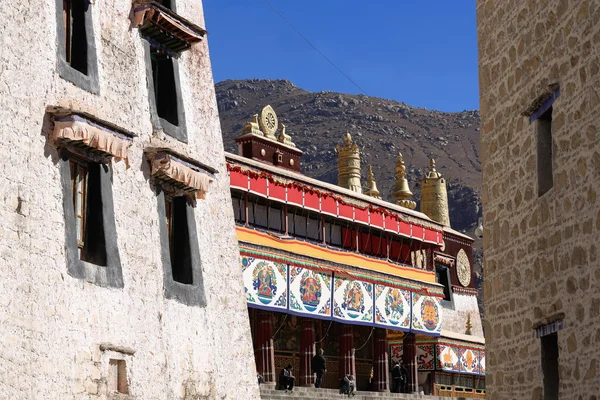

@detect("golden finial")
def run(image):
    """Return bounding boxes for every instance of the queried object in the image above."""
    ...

[242,114,263,136]
[277,123,296,147]
[335,133,361,192]
[392,153,416,209]
[420,158,451,226]
[465,313,473,335]
[364,165,381,199]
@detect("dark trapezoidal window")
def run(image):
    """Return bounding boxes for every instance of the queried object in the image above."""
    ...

[435,263,452,301]
[62,0,89,75]
[150,48,179,127]
[69,157,106,265]
[537,106,553,197]
[165,195,193,284]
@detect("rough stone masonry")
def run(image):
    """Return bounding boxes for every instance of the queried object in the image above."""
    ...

[0,0,260,399]
[477,1,600,399]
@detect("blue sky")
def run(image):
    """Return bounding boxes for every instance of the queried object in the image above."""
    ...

[203,1,479,112]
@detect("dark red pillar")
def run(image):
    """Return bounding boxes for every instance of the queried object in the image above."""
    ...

[372,328,389,391]
[402,332,418,393]
[338,325,356,379]
[255,311,276,382]
[299,320,316,386]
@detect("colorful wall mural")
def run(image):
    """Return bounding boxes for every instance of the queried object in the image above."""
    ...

[241,254,444,333]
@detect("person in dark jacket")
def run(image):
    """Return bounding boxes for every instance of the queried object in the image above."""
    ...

[399,362,408,393]
[278,364,295,392]
[311,348,327,388]
[390,361,402,393]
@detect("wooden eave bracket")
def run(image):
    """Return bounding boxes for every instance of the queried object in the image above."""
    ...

[132,0,207,56]
[145,147,217,199]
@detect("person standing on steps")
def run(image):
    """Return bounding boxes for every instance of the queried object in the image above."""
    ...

[390,361,402,393]
[311,348,327,388]
[399,361,408,394]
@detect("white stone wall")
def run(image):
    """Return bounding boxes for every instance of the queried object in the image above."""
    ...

[443,293,484,338]
[0,1,260,399]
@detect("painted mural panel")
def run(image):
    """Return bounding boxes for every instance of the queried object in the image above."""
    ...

[411,293,442,335]
[437,344,460,372]
[333,276,374,324]
[417,344,436,371]
[479,350,486,375]
[390,343,402,364]
[242,256,287,310]
[374,285,411,331]
[288,267,332,318]
[458,348,479,375]
[389,344,435,371]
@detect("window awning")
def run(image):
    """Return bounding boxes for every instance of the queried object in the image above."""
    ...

[133,1,207,55]
[147,150,216,199]
[52,114,134,165]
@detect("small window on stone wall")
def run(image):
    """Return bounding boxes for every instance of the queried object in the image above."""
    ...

[165,195,193,285]
[55,0,98,92]
[62,0,88,74]
[109,359,129,394]
[537,106,553,197]
[156,186,206,307]
[150,48,180,127]
[69,158,107,265]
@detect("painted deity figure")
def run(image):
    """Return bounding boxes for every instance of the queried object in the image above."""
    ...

[300,276,319,305]
[344,284,363,313]
[257,267,274,297]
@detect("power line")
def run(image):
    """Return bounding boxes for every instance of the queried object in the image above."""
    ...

[262,0,368,96]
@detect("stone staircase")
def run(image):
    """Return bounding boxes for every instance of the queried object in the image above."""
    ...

[259,385,458,400]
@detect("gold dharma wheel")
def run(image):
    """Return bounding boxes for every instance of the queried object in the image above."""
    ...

[259,105,278,137]
[456,249,471,287]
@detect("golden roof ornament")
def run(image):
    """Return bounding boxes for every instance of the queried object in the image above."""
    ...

[420,158,451,226]
[277,123,296,147]
[392,153,416,209]
[364,165,381,199]
[242,114,263,136]
[335,133,362,193]
[465,313,473,335]
[259,105,278,139]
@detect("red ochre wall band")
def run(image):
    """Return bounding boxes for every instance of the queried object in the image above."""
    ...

[228,163,443,245]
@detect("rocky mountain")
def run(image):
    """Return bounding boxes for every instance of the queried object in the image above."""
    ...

[216,79,483,305]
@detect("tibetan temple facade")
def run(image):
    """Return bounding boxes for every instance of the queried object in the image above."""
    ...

[226,106,486,397]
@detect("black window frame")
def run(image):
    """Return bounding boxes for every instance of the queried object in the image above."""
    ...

[142,41,188,142]
[435,262,454,308]
[55,0,99,93]
[59,149,123,287]
[156,186,206,306]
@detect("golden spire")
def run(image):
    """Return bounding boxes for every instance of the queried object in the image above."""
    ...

[465,313,473,335]
[420,158,451,226]
[364,165,381,199]
[335,133,362,192]
[392,153,416,209]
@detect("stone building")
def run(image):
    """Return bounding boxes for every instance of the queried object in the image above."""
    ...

[477,1,600,399]
[227,106,485,397]
[0,1,259,399]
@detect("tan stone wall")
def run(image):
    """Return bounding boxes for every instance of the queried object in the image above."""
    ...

[0,1,259,399]
[477,1,600,399]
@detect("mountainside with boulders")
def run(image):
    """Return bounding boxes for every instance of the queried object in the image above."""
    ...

[215,79,483,310]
